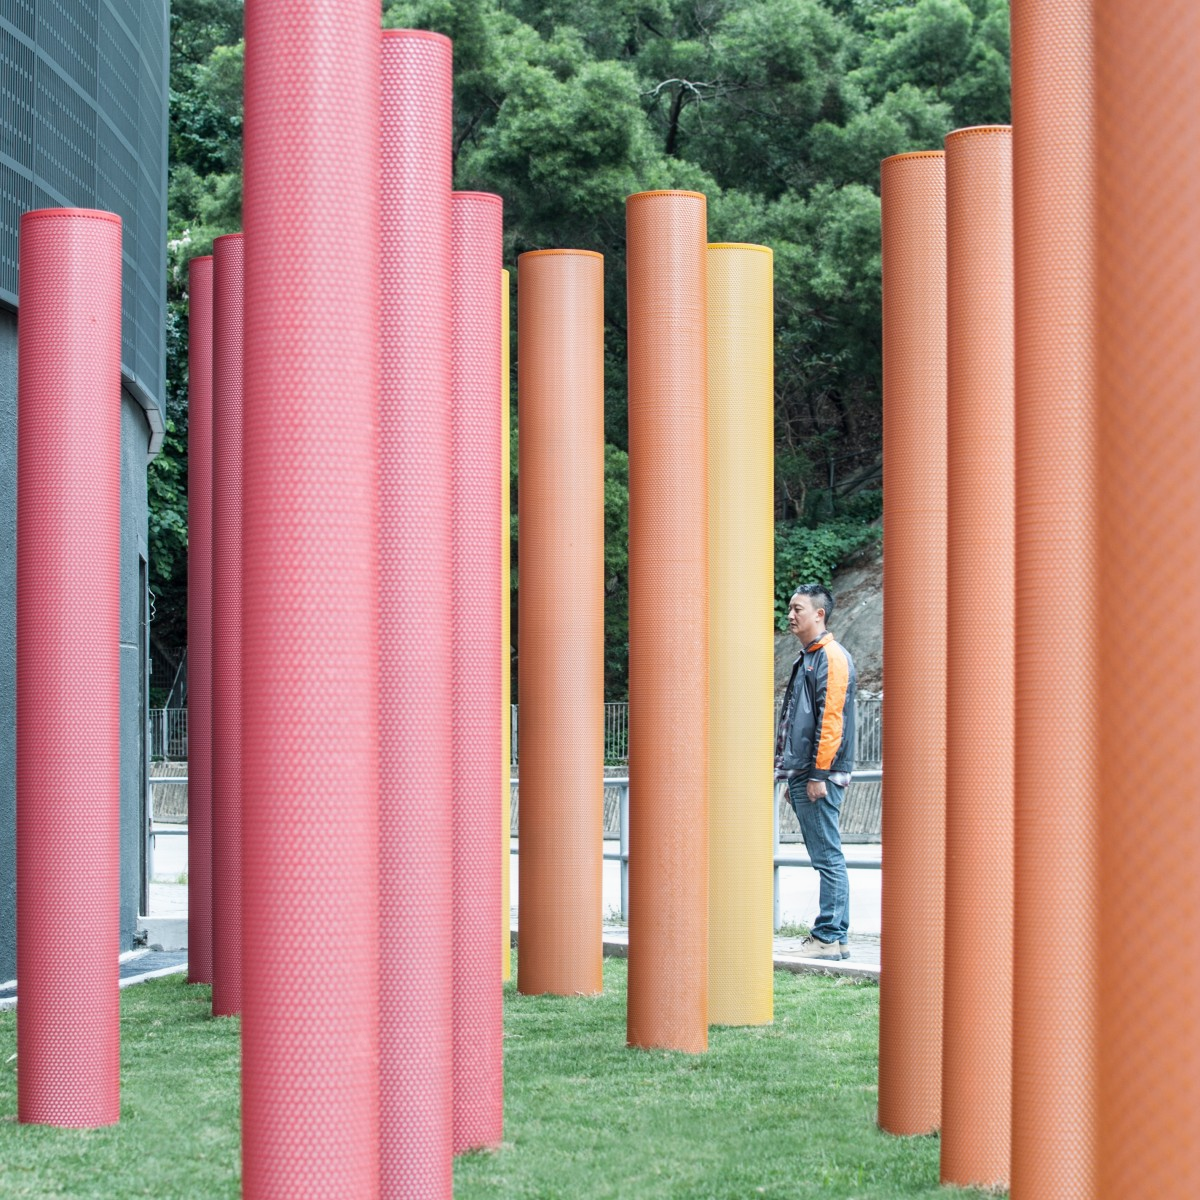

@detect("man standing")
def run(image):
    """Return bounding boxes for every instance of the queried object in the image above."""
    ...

[776,583,857,960]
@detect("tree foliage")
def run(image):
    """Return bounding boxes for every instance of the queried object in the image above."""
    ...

[159,0,1010,692]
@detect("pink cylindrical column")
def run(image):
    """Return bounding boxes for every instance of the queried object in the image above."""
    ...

[450,190,504,1154]
[241,1,382,1195]
[187,254,214,987]
[211,232,244,1018]
[379,29,454,1198]
[16,208,122,1126]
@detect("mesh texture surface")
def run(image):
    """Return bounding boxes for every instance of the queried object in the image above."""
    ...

[241,2,382,1193]
[878,151,947,1136]
[450,190,504,1152]
[1011,4,1099,1196]
[1096,4,1200,1196]
[516,249,606,998]
[186,254,214,987]
[16,208,122,1127]
[941,126,1014,1191]
[379,29,454,1198]
[501,267,512,983]
[211,232,244,1019]
[625,190,709,1054]
[705,243,774,1028]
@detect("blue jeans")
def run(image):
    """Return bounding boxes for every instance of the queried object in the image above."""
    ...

[787,777,849,944]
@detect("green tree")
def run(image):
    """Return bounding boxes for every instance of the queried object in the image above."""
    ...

[159,0,1009,694]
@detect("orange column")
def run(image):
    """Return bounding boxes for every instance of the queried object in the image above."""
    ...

[1011,4,1098,1197]
[877,150,947,1137]
[625,190,708,1054]
[941,125,1014,1192]
[1095,5,1200,1197]
[516,249,605,997]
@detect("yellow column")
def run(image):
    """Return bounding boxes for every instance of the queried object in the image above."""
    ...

[706,243,775,1026]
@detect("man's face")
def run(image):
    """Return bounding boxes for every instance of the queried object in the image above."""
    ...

[787,593,824,645]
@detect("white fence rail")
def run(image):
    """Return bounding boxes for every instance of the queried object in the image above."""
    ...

[153,694,882,768]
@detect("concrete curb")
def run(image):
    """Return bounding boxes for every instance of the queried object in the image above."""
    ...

[509,928,881,983]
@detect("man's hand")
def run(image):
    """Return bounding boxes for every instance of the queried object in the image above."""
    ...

[806,779,827,802]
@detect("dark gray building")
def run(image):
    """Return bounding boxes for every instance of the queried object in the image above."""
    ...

[1,0,169,980]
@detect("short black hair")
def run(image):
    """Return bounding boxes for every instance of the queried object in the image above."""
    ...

[791,583,834,624]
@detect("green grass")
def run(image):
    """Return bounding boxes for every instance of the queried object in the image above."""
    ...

[0,960,997,1199]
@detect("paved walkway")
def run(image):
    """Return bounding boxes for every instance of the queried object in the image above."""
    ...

[510,919,881,983]
[0,949,189,1011]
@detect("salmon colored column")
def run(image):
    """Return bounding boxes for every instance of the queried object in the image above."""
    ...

[877,151,947,1137]
[941,125,1014,1192]
[706,243,773,1028]
[625,190,709,1054]
[1095,4,1200,1197]
[502,267,512,983]
[516,249,605,998]
[187,254,214,987]
[16,209,122,1127]
[1011,4,1098,1197]
[211,232,244,1019]
[379,29,454,1198]
[241,0,382,1192]
[450,190,504,1152]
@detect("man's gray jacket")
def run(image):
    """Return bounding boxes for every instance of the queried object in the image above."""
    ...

[776,630,857,781]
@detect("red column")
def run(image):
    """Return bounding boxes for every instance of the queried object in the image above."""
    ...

[379,29,454,1197]
[450,190,504,1153]
[240,0,382,1192]
[211,232,244,1018]
[186,254,214,987]
[16,208,123,1126]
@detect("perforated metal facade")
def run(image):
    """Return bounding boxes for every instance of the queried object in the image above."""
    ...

[1,0,168,444]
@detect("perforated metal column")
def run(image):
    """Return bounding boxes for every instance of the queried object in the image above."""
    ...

[211,232,244,1019]
[501,267,512,984]
[878,151,947,1137]
[450,190,505,1153]
[241,0,382,1193]
[706,242,774,1028]
[941,126,1014,1192]
[625,190,709,1054]
[186,253,214,988]
[1011,4,1099,1196]
[1095,4,1200,1197]
[16,208,123,1128]
[516,249,605,999]
[379,29,454,1198]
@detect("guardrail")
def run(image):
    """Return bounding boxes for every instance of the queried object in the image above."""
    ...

[510,771,883,927]
[147,775,187,882]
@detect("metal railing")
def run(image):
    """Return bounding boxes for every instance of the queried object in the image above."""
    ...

[512,694,881,769]
[149,708,188,760]
[157,694,881,771]
[510,771,882,926]
[147,775,188,882]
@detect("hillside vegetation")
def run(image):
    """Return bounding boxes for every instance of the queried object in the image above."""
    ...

[157,0,1010,696]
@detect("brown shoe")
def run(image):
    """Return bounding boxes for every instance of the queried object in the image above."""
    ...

[800,935,843,961]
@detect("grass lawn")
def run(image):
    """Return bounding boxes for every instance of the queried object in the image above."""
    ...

[0,959,998,1199]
